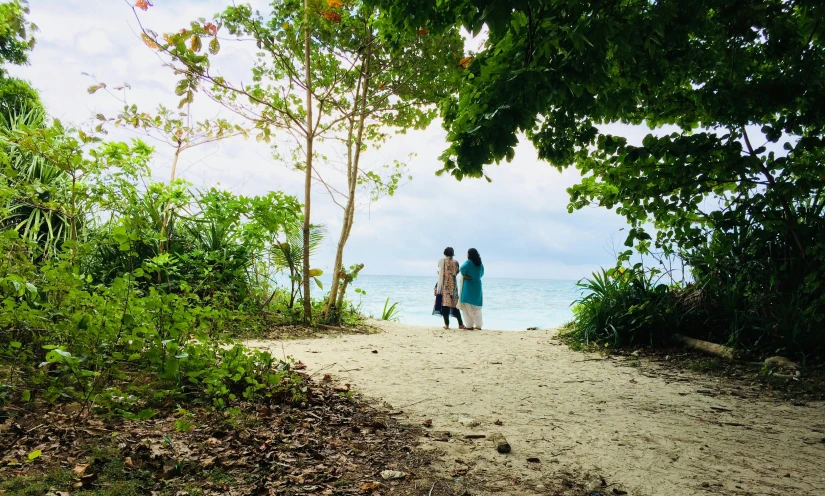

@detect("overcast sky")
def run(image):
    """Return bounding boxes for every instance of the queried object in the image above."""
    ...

[11,0,648,280]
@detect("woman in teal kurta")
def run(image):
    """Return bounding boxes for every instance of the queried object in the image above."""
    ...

[459,248,484,330]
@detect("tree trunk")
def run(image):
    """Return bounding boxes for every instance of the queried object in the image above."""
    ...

[160,147,181,255]
[302,0,314,323]
[323,36,372,322]
[336,263,364,312]
[673,334,737,360]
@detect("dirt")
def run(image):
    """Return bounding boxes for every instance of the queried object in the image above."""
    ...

[248,321,825,496]
[0,380,450,495]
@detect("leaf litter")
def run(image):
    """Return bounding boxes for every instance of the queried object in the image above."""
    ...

[0,379,455,495]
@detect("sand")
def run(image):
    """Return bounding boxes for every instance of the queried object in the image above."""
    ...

[247,321,825,495]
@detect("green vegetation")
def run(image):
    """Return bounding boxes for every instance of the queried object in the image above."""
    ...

[380,297,401,321]
[132,0,465,323]
[0,0,370,419]
[376,0,825,361]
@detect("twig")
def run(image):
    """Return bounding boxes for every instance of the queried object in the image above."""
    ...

[399,398,430,408]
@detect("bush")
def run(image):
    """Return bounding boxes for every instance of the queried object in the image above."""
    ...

[0,233,305,412]
[563,268,675,347]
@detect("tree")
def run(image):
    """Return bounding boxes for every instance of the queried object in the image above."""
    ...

[374,0,825,351]
[131,0,464,322]
[0,1,42,120]
[87,79,248,252]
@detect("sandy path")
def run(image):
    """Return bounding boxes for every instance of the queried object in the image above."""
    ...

[248,322,825,496]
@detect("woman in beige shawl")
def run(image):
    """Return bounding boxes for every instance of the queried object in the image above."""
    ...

[434,247,466,329]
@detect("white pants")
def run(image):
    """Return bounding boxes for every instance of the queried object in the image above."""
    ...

[462,304,483,329]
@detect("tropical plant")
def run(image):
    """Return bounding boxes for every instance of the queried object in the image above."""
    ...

[0,107,71,258]
[130,0,465,322]
[566,268,673,347]
[380,297,401,322]
[376,0,825,357]
[271,219,325,310]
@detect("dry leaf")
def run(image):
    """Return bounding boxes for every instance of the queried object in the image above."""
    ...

[360,481,381,491]
[322,11,342,23]
[458,57,473,69]
[422,419,432,428]
[327,0,344,7]
[73,464,88,476]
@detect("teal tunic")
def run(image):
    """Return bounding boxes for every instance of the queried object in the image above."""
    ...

[459,260,484,306]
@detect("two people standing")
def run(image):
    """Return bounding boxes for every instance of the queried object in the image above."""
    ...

[434,247,484,330]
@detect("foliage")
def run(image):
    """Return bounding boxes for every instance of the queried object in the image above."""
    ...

[0,75,41,119]
[376,0,825,358]
[0,108,315,413]
[380,297,400,322]
[0,0,36,70]
[270,219,325,311]
[563,268,674,348]
[132,0,465,322]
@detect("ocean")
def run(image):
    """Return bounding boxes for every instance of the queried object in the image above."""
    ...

[338,275,582,331]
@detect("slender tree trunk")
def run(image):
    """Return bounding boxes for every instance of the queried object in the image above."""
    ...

[324,36,372,322]
[160,147,181,255]
[70,172,77,265]
[302,0,314,322]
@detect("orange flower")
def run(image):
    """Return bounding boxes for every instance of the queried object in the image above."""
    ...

[134,0,152,11]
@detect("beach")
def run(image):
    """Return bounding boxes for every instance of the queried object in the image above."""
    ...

[249,321,825,496]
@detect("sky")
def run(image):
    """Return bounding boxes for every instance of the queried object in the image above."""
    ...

[10,0,649,280]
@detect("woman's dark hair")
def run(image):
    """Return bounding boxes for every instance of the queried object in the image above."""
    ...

[443,247,454,257]
[468,248,482,266]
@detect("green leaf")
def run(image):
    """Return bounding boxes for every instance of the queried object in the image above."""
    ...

[27,450,42,461]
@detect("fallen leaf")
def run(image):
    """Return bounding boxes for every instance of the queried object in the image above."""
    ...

[73,464,89,476]
[361,481,381,491]
[450,464,469,477]
[323,374,333,382]
[422,419,432,428]
[494,419,503,426]
[294,361,307,370]
[380,470,406,480]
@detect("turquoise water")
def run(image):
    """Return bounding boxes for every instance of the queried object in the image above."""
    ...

[341,275,581,331]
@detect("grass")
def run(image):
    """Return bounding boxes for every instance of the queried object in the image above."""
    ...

[380,297,401,321]
[0,456,151,496]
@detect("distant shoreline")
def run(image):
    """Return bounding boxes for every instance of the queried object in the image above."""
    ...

[352,274,580,283]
